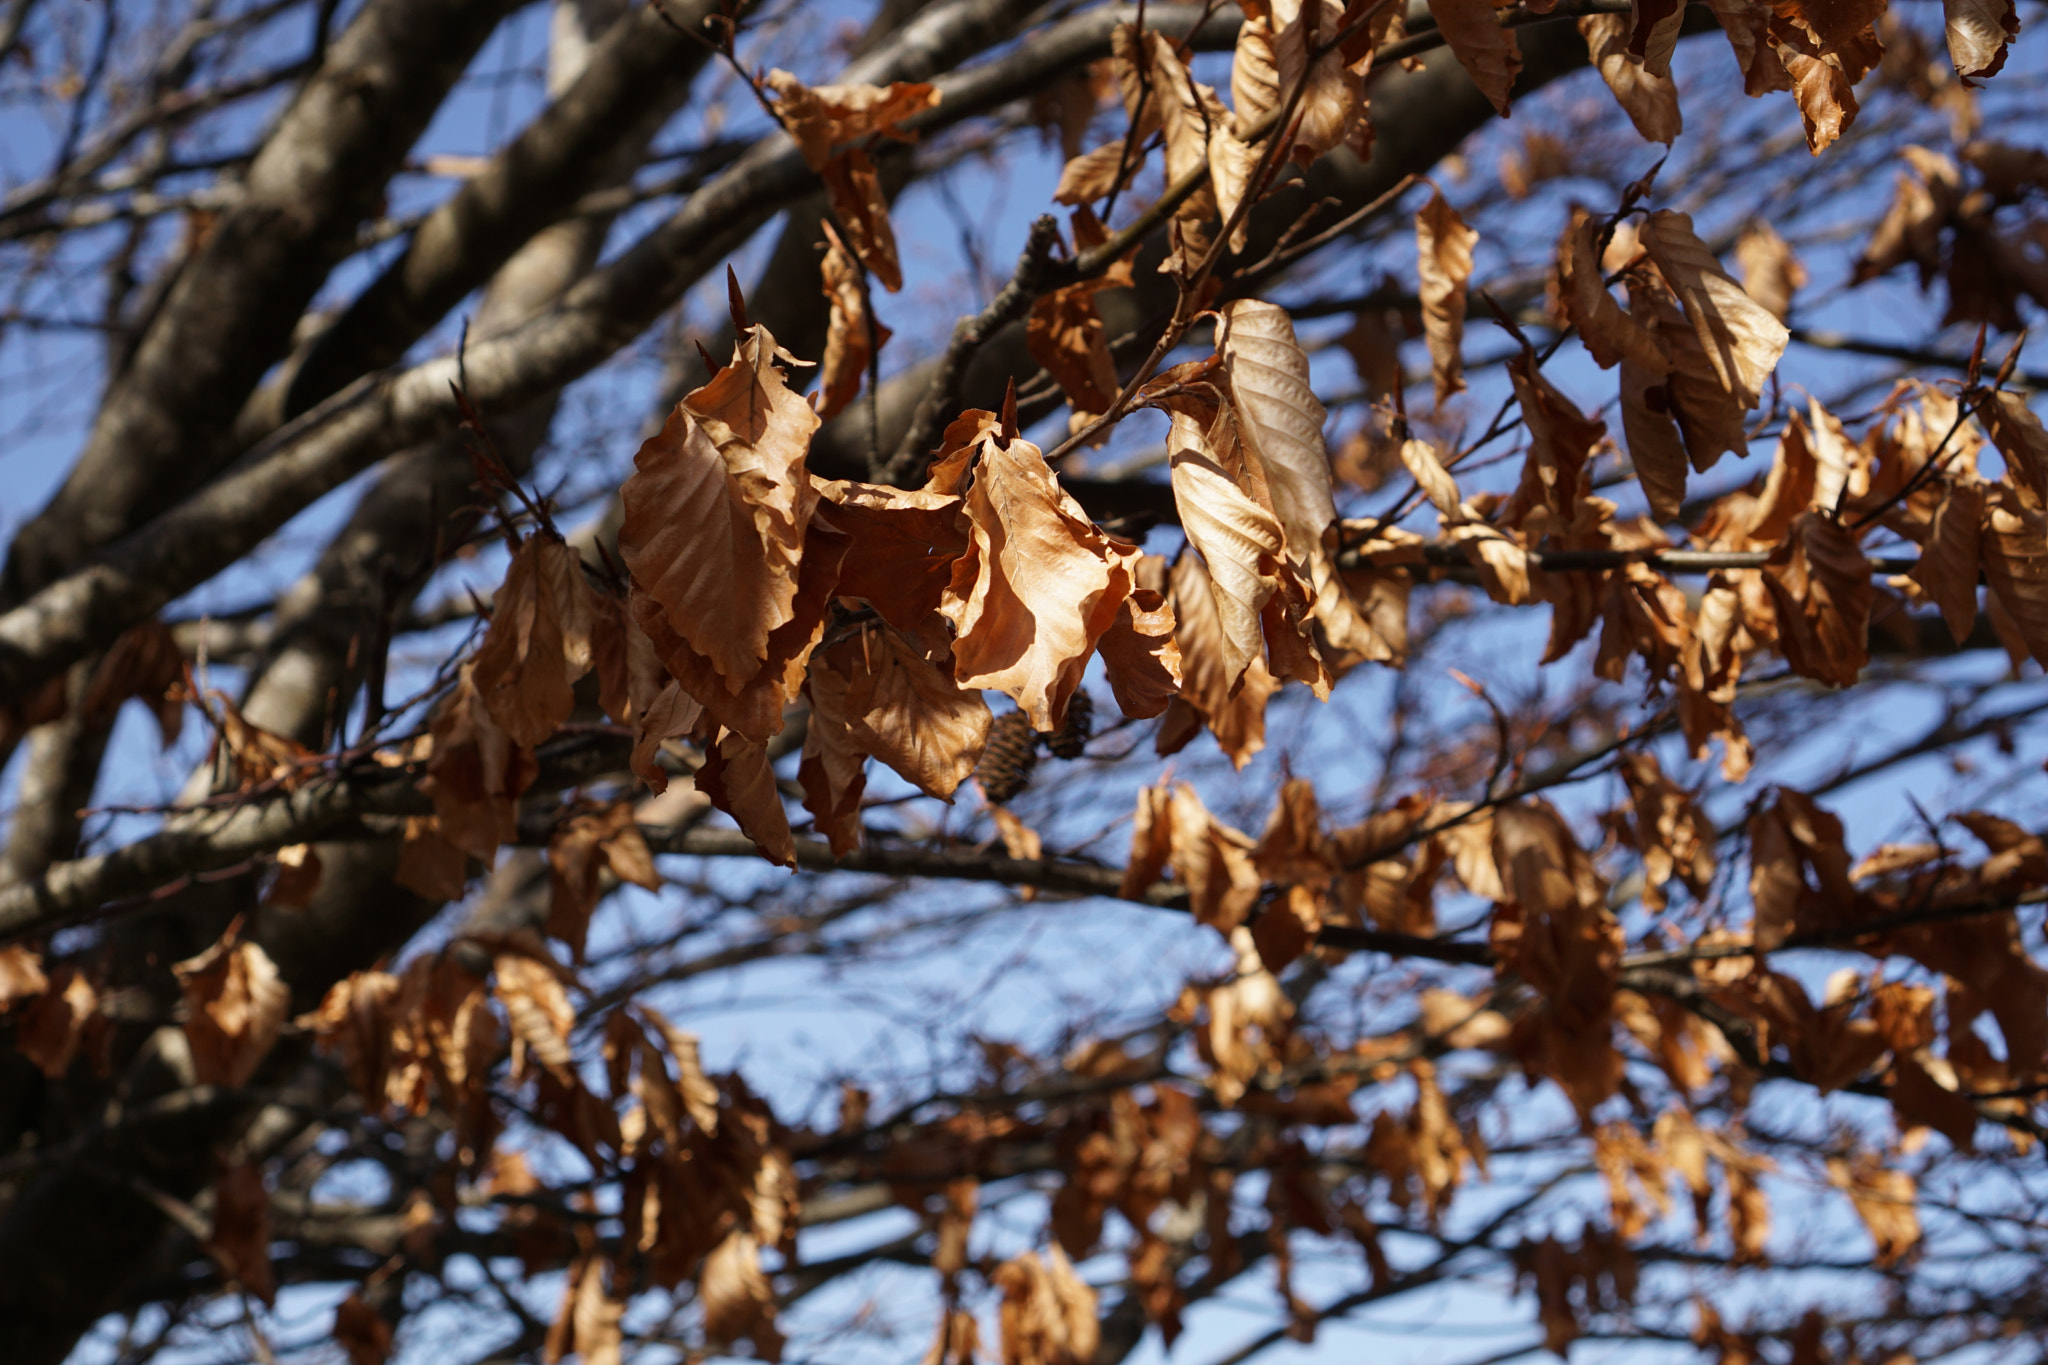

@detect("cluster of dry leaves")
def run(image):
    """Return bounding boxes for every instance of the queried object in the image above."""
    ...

[2,1,2046,1360]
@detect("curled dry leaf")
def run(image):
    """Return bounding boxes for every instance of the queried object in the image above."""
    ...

[1581,13,1681,145]
[471,534,593,748]
[1911,476,1985,645]
[1027,211,1129,424]
[1733,220,1808,323]
[1119,781,1262,936]
[1980,485,2048,665]
[1270,0,1366,164]
[80,616,188,748]
[492,942,576,1082]
[1508,350,1607,521]
[173,922,289,1089]
[816,219,890,420]
[1427,0,1521,116]
[1219,299,1378,658]
[299,969,402,1111]
[766,70,940,292]
[422,667,537,863]
[701,1230,785,1362]
[547,802,662,961]
[939,414,1142,732]
[1764,512,1874,687]
[1416,191,1479,407]
[1943,0,2019,80]
[1159,548,1281,769]
[1560,211,1666,373]
[0,944,48,1007]
[993,1246,1100,1365]
[1640,211,1788,417]
[697,727,796,869]
[619,322,819,698]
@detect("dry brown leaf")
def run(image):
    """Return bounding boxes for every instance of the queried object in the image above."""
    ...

[472,534,593,748]
[1616,751,1716,909]
[1764,512,1874,686]
[0,944,48,1008]
[1160,549,1281,768]
[1027,214,1126,422]
[13,967,102,1078]
[173,923,289,1089]
[299,970,401,1112]
[80,617,188,748]
[1734,220,1808,323]
[993,1246,1100,1365]
[1943,0,2019,80]
[1116,25,1228,267]
[1400,437,1464,518]
[1426,0,1521,115]
[1416,191,1479,406]
[939,416,1142,731]
[1980,487,2048,667]
[1054,140,1130,206]
[766,70,940,170]
[334,1293,394,1365]
[1627,265,1753,473]
[817,219,890,419]
[1581,13,1681,144]
[208,1162,276,1305]
[1982,389,2048,510]
[1271,0,1366,163]
[702,1231,785,1362]
[1778,42,1861,154]
[1095,569,1183,719]
[1560,211,1667,372]
[1508,350,1607,521]
[1912,476,1985,644]
[265,842,323,910]
[1220,299,1378,657]
[619,324,820,696]
[493,943,576,1081]
[697,727,796,868]
[1707,0,1794,93]
[1826,1153,1921,1267]
[844,627,992,799]
[1118,781,1261,936]
[1640,210,1788,415]
[546,802,662,961]
[421,667,536,863]
[798,644,869,858]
